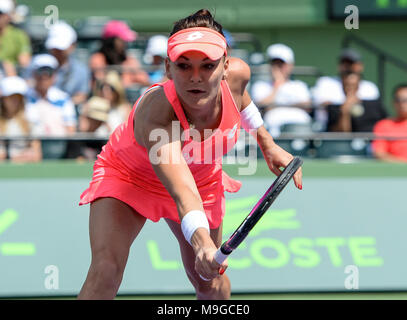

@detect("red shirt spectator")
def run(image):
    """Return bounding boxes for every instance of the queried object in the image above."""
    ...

[372,84,407,162]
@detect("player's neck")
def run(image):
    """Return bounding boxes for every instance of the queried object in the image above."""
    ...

[182,92,222,129]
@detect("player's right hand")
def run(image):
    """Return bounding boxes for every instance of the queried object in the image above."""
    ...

[195,247,228,281]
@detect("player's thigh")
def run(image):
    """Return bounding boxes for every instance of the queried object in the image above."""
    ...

[89,197,146,264]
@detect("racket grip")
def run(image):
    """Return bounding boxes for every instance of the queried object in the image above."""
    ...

[214,248,229,264]
[199,248,230,281]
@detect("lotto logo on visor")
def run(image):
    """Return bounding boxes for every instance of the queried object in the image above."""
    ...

[186,31,204,41]
[167,27,227,62]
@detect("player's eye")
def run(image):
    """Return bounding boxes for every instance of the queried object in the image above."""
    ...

[203,63,215,70]
[176,63,189,70]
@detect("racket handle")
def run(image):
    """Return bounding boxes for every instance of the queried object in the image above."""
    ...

[199,248,230,281]
[214,248,229,264]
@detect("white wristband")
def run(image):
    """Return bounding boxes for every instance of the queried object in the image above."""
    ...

[181,210,210,245]
[240,101,264,132]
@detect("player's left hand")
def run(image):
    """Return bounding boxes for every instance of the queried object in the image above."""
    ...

[263,142,303,190]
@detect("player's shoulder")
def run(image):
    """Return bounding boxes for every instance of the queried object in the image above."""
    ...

[227,57,251,82]
[226,57,251,95]
[136,85,174,127]
[134,85,175,146]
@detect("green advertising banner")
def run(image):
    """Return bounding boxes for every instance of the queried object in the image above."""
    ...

[0,161,406,297]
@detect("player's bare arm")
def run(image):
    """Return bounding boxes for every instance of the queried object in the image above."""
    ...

[134,88,224,279]
[226,57,302,188]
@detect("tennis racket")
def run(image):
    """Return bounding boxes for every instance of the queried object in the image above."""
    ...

[214,156,303,270]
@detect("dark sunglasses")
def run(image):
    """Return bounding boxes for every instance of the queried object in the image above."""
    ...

[34,67,55,77]
[395,98,407,104]
[270,58,285,65]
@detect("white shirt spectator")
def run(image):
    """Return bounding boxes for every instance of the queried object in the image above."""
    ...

[251,79,312,136]
[311,76,380,130]
[25,86,77,136]
[252,79,311,106]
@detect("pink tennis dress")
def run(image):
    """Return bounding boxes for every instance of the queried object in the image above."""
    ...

[79,80,242,229]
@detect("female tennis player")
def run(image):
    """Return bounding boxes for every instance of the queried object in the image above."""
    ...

[78,9,302,300]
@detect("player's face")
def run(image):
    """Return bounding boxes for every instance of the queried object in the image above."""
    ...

[166,51,228,110]
[394,88,407,120]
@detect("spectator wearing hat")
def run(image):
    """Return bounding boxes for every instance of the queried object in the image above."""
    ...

[67,96,110,161]
[0,0,31,76]
[45,21,90,106]
[25,54,77,137]
[250,43,312,137]
[79,96,110,136]
[326,70,387,132]
[92,70,131,132]
[143,34,168,84]
[89,20,150,90]
[311,48,381,131]
[0,76,41,162]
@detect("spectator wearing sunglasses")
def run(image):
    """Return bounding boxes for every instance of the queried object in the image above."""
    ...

[25,54,77,136]
[250,43,312,137]
[45,21,90,107]
[25,54,77,158]
[312,48,380,131]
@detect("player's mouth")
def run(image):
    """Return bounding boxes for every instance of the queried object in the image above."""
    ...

[187,89,206,95]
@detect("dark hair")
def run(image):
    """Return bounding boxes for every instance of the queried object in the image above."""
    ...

[393,83,407,99]
[170,9,224,37]
[99,37,127,65]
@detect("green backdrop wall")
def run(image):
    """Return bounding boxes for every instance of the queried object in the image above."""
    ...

[0,160,406,297]
[20,0,407,114]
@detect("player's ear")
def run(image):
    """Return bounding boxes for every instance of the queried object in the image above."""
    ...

[222,57,229,80]
[165,58,172,80]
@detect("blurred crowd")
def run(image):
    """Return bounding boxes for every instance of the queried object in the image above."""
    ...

[0,0,406,163]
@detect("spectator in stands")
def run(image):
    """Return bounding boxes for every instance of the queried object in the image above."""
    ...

[0,76,41,162]
[25,54,77,137]
[92,70,131,132]
[372,84,407,162]
[79,96,110,136]
[73,96,110,161]
[143,34,168,84]
[325,71,387,132]
[0,0,31,76]
[251,43,312,137]
[312,48,380,131]
[89,20,150,90]
[45,21,90,106]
